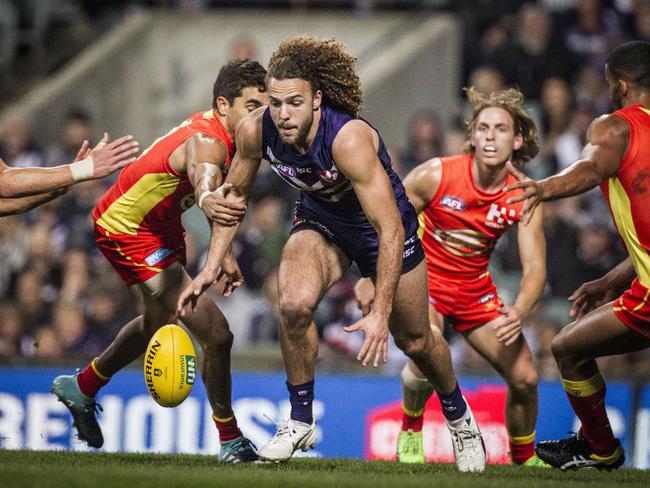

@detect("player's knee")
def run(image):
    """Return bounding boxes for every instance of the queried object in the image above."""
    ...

[550,330,570,362]
[509,366,538,398]
[203,328,234,351]
[395,333,429,361]
[279,295,315,327]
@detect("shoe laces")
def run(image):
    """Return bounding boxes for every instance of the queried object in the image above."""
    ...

[226,437,256,455]
[452,428,481,453]
[83,401,103,415]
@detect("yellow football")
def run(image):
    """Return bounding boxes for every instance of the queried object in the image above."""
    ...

[144,324,197,407]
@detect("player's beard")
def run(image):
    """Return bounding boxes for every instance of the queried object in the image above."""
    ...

[293,111,314,150]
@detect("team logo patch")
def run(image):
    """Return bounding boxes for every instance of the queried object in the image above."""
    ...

[479,293,495,304]
[440,195,466,211]
[317,168,339,185]
[145,247,172,266]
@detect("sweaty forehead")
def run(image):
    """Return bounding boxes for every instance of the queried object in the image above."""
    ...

[268,77,312,99]
[476,107,514,127]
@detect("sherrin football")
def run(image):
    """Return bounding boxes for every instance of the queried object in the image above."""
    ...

[144,324,197,407]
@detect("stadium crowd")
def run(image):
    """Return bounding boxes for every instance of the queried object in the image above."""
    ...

[1,0,649,379]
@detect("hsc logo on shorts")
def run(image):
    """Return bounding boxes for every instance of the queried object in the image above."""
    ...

[145,247,172,266]
[440,195,466,211]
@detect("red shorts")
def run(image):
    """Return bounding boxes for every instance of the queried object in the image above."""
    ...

[612,278,650,339]
[428,272,503,332]
[94,224,186,286]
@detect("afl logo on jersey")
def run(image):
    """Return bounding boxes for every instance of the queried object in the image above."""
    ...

[440,195,466,211]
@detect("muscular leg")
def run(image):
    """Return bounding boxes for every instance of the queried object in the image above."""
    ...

[464,323,538,438]
[389,261,456,395]
[277,230,349,385]
[401,303,443,415]
[551,303,650,379]
[548,303,650,458]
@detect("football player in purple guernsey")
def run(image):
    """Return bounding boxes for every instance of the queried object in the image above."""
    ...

[177,36,486,470]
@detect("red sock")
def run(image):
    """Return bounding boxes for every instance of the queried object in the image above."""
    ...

[401,407,424,432]
[76,359,110,397]
[562,374,618,456]
[213,415,243,442]
[509,432,535,464]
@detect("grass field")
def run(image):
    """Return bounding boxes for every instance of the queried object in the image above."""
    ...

[2,450,649,488]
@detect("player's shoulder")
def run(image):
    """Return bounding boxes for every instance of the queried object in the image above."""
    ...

[587,112,629,142]
[235,106,266,157]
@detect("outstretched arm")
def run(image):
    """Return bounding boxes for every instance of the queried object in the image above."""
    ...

[0,189,66,216]
[504,114,629,224]
[354,158,442,316]
[176,110,264,315]
[0,133,139,198]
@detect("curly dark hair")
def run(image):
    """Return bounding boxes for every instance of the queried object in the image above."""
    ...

[463,86,539,165]
[267,35,362,117]
[212,59,267,108]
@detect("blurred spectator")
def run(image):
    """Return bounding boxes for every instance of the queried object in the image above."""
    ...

[14,268,50,333]
[490,3,574,98]
[0,115,44,167]
[633,0,650,42]
[468,66,505,96]
[400,109,443,172]
[0,302,25,357]
[31,327,64,361]
[562,0,622,66]
[45,108,94,166]
[234,195,289,291]
[554,104,594,170]
[52,302,107,358]
[248,267,281,343]
[0,215,29,297]
[228,35,259,61]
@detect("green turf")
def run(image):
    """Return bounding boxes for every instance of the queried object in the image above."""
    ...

[1,450,649,488]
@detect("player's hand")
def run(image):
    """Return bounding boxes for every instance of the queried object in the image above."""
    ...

[91,133,140,178]
[176,268,219,316]
[354,278,375,316]
[217,254,244,297]
[492,304,524,346]
[201,183,246,226]
[569,278,616,319]
[74,140,91,162]
[343,311,389,367]
[503,162,543,226]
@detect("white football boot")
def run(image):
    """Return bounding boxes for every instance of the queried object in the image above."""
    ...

[446,404,486,472]
[259,419,317,462]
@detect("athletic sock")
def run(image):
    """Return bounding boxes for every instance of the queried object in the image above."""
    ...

[213,415,243,442]
[287,380,314,425]
[76,359,110,397]
[561,373,618,456]
[509,431,536,464]
[402,405,424,432]
[438,382,468,423]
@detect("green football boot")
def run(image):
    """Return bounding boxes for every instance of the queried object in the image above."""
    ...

[219,436,259,463]
[397,429,425,464]
[523,454,552,468]
[51,373,104,448]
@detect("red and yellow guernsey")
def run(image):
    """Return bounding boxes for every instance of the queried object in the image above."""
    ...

[600,104,650,288]
[92,109,234,285]
[599,104,650,337]
[418,154,525,282]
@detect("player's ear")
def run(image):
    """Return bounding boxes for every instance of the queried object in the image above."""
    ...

[619,80,629,97]
[313,90,323,111]
[215,96,230,117]
[513,133,523,151]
